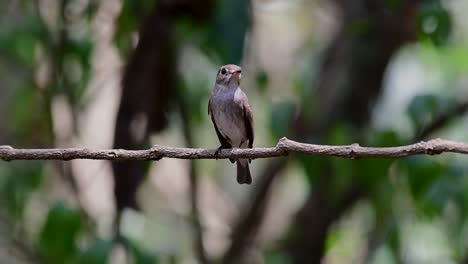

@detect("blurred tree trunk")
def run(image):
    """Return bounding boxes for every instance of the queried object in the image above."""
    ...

[112,0,214,217]
[113,1,177,213]
[286,1,420,263]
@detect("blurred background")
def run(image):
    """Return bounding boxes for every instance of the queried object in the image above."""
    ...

[1,0,468,263]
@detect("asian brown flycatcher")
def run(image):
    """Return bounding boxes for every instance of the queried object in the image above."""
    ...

[208,64,254,184]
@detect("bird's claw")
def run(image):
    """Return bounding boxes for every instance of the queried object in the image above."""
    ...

[215,146,223,160]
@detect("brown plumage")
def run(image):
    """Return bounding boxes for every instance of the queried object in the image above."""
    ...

[208,64,254,184]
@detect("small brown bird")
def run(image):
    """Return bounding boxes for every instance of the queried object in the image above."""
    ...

[208,64,254,184]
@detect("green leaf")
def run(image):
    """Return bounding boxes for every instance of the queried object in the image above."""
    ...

[297,155,323,185]
[255,71,269,94]
[407,94,451,129]
[423,167,463,215]
[400,156,446,201]
[62,37,93,101]
[0,162,43,218]
[417,2,452,46]
[74,239,113,264]
[366,130,403,147]
[325,123,355,145]
[0,13,46,65]
[121,236,158,264]
[264,250,290,264]
[208,0,250,64]
[114,0,154,56]
[38,202,84,264]
[269,101,296,141]
[355,130,401,187]
[179,78,210,126]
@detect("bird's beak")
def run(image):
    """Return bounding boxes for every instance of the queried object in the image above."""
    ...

[232,70,242,79]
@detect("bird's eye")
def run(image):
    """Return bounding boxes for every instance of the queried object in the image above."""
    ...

[221,68,226,75]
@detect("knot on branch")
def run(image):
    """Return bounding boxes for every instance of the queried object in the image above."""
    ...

[276,137,291,155]
[424,138,444,155]
[0,146,13,162]
[150,145,164,160]
[348,143,361,159]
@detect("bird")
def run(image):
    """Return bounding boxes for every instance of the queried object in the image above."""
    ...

[208,64,254,184]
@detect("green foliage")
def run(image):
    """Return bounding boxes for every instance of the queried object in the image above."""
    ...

[256,70,269,94]
[403,157,447,200]
[10,83,36,129]
[400,157,467,217]
[60,38,93,102]
[0,12,46,65]
[355,130,402,187]
[407,94,452,129]
[114,0,154,56]
[298,155,323,185]
[0,162,43,218]
[269,101,296,142]
[179,78,210,126]
[38,202,85,264]
[264,250,290,264]
[121,236,159,264]
[74,239,113,264]
[209,0,250,64]
[417,1,452,46]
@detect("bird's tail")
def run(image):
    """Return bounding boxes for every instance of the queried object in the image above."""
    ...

[236,160,252,184]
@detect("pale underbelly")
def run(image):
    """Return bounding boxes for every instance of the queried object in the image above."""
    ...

[213,110,246,148]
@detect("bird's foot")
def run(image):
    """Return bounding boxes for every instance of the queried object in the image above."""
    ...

[214,146,224,160]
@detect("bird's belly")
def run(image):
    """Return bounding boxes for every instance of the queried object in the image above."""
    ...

[213,107,245,148]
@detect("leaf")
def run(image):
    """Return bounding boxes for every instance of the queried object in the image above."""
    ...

[297,155,323,185]
[255,70,269,94]
[62,38,94,101]
[356,130,401,187]
[0,13,46,65]
[114,0,154,56]
[414,162,465,217]
[269,101,296,141]
[121,236,158,264]
[264,250,290,264]
[407,94,451,129]
[417,2,452,46]
[74,239,113,264]
[38,202,84,264]
[0,162,43,218]
[208,0,250,64]
[402,156,445,198]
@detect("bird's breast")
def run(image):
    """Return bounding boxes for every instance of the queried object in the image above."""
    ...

[210,93,246,147]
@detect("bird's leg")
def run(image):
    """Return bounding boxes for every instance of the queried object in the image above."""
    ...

[215,144,229,159]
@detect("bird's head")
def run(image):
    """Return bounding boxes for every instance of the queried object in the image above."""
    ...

[216,64,242,87]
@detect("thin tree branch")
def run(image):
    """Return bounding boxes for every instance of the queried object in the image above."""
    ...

[0,138,468,161]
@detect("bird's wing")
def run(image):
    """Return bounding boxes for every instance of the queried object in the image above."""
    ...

[208,97,231,148]
[243,99,254,149]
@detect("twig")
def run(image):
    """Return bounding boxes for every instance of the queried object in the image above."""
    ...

[0,138,468,161]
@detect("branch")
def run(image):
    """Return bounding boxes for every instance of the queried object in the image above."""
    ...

[1,138,468,161]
